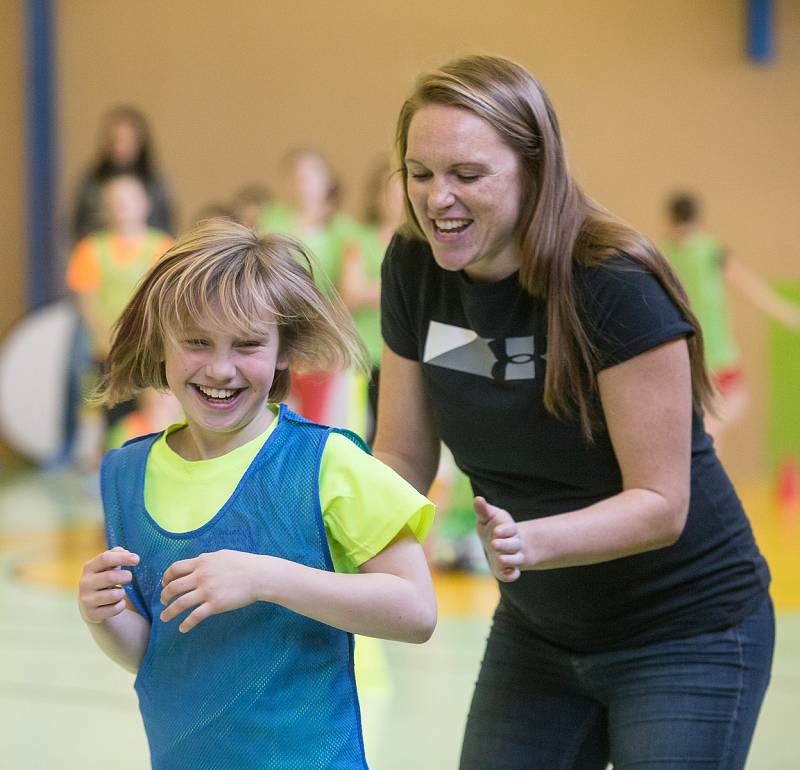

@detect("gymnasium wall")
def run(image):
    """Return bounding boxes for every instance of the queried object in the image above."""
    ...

[1,0,25,337]
[11,0,800,477]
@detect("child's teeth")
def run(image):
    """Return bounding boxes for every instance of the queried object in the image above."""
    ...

[199,386,235,399]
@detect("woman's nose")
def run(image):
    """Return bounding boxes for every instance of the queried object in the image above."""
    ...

[428,178,455,212]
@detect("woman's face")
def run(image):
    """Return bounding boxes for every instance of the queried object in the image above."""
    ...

[108,119,142,167]
[405,104,523,282]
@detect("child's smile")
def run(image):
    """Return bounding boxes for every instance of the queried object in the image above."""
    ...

[192,383,244,406]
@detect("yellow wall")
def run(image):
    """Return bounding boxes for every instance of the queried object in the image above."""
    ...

[28,0,800,476]
[1,0,25,336]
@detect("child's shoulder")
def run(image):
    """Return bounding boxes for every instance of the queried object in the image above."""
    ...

[100,431,163,492]
[122,431,163,446]
[281,406,369,454]
[325,430,370,457]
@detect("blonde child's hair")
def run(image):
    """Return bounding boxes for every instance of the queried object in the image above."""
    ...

[99,218,369,406]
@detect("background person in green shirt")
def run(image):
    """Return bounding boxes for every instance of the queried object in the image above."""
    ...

[259,149,363,425]
[339,158,405,444]
[662,192,800,453]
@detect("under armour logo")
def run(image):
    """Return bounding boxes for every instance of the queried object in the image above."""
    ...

[488,338,536,380]
[423,321,538,381]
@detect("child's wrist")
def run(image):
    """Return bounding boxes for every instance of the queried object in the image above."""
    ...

[254,554,283,605]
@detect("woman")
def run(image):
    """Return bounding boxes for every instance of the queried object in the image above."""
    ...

[374,55,773,770]
[73,105,174,242]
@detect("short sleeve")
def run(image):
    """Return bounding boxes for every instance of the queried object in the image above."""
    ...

[320,433,435,572]
[66,237,101,293]
[380,235,421,361]
[577,257,695,371]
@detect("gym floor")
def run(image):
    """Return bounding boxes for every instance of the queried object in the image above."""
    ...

[1,466,798,769]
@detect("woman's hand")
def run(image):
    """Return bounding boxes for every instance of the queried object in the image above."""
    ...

[474,497,524,582]
[160,550,275,633]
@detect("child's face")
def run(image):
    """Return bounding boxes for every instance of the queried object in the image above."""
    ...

[163,316,288,452]
[290,154,331,210]
[103,177,150,230]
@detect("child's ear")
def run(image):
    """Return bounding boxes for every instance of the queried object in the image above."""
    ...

[275,341,290,372]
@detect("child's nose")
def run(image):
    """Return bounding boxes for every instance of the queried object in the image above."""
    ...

[205,351,236,380]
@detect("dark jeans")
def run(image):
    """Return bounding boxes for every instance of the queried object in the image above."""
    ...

[460,594,775,770]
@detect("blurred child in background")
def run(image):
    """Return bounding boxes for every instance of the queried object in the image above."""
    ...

[259,149,361,425]
[339,158,403,444]
[67,173,175,459]
[68,174,173,361]
[232,184,271,230]
[662,192,800,452]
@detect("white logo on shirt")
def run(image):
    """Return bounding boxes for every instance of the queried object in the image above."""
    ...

[423,321,536,381]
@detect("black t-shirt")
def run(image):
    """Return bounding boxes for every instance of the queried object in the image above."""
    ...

[381,234,770,653]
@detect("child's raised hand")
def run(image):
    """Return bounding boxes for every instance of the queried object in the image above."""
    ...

[474,496,524,582]
[159,550,270,633]
[79,546,139,623]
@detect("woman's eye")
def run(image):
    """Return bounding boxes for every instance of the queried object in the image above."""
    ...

[457,174,480,183]
[408,171,431,181]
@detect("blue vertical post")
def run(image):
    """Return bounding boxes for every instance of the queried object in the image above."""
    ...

[25,0,58,310]
[747,0,774,63]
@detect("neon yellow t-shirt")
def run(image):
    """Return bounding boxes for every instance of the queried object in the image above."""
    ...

[143,407,434,573]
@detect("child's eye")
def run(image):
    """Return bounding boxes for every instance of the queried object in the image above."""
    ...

[183,339,208,347]
[237,340,264,350]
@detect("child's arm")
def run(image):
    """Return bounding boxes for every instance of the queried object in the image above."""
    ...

[159,528,437,643]
[726,257,800,328]
[339,242,381,311]
[78,547,151,673]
